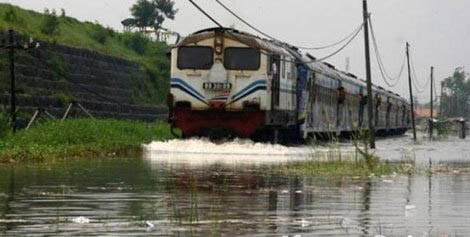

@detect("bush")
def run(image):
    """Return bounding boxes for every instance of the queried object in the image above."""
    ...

[106,27,115,38]
[48,53,68,80]
[91,26,108,44]
[41,9,60,36]
[3,6,18,23]
[53,93,73,107]
[122,32,149,55]
[0,106,11,139]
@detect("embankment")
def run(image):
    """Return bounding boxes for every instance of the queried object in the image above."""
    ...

[0,41,167,124]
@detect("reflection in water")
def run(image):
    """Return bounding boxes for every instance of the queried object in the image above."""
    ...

[0,169,15,232]
[0,148,468,235]
[360,180,371,236]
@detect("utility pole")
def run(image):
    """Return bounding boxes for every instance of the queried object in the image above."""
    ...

[2,29,38,132]
[406,42,417,141]
[363,0,376,148]
[8,29,16,133]
[429,66,434,139]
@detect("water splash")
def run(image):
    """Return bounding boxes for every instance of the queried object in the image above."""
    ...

[143,138,312,166]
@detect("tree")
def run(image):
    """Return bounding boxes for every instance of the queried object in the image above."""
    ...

[441,67,470,118]
[129,0,177,32]
[153,0,177,30]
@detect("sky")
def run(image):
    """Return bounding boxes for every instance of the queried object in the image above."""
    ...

[4,0,470,102]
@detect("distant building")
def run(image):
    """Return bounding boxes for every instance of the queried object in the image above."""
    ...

[415,106,438,119]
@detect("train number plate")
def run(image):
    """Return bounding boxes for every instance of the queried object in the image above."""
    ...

[203,82,232,91]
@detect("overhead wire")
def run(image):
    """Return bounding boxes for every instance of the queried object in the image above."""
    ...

[410,53,430,93]
[188,0,363,65]
[297,24,365,50]
[433,75,439,100]
[215,0,363,51]
[368,16,406,87]
[188,0,224,28]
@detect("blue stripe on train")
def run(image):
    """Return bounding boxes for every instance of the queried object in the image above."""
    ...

[171,84,208,105]
[231,80,266,100]
[171,78,206,100]
[171,78,208,105]
[229,85,267,105]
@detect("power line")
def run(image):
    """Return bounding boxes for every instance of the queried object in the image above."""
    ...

[215,0,363,51]
[368,16,406,87]
[312,25,363,62]
[187,0,223,28]
[297,24,365,50]
[188,0,362,65]
[433,75,439,99]
[409,50,430,90]
[214,0,275,41]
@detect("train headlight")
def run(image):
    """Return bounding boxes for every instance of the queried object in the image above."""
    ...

[215,36,223,44]
[214,35,224,55]
[215,45,223,55]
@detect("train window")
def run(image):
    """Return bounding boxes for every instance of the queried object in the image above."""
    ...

[177,46,213,70]
[224,47,260,70]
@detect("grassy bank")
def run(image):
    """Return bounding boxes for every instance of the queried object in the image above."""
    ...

[0,3,170,104]
[0,119,175,163]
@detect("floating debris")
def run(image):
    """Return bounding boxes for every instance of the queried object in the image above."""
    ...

[144,221,154,228]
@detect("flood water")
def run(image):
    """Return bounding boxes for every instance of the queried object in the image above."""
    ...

[1,134,469,236]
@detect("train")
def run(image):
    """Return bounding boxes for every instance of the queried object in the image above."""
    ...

[167,27,411,142]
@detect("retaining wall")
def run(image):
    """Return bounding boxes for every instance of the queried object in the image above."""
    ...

[0,40,168,122]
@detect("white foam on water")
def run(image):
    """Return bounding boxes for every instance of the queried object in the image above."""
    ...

[144,138,305,156]
[143,138,313,166]
[71,216,90,224]
[142,137,368,166]
[143,132,470,167]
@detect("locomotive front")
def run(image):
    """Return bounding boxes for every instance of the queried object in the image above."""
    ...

[168,28,277,138]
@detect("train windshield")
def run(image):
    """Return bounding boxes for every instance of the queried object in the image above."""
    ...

[224,47,260,70]
[177,46,213,70]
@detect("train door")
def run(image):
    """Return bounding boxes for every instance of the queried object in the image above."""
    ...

[386,98,392,128]
[359,87,366,128]
[270,55,281,109]
[374,94,381,127]
[337,82,345,130]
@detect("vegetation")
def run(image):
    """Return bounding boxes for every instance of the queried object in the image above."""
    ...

[0,106,10,139]
[129,0,177,32]
[0,3,171,104]
[0,119,175,163]
[273,159,414,177]
[441,67,470,118]
[41,9,60,36]
[271,131,415,177]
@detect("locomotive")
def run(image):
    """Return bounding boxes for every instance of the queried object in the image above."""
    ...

[167,27,411,142]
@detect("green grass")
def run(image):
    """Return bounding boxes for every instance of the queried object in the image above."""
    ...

[0,119,175,163]
[0,3,170,104]
[271,160,415,177]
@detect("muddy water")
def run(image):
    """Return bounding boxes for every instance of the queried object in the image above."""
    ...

[0,135,469,236]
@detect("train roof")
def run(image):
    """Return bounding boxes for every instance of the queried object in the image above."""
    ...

[174,27,292,57]
[295,51,406,101]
